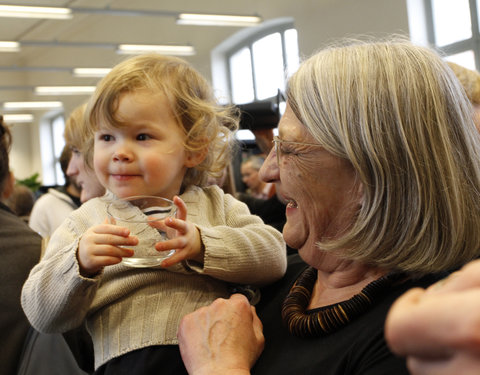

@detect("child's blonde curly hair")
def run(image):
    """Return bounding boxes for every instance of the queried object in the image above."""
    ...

[85,53,239,188]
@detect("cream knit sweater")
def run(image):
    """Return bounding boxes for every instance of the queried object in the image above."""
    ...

[21,185,286,369]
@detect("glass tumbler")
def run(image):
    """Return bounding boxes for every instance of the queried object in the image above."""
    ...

[106,195,176,267]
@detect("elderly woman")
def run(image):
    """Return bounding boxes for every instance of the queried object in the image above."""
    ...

[383,63,480,375]
[177,38,480,374]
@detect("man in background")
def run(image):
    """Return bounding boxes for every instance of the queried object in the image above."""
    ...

[29,145,81,238]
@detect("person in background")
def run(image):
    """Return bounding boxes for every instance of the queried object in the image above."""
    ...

[237,135,291,251]
[21,54,286,374]
[0,116,42,375]
[446,61,480,131]
[1,118,91,375]
[64,103,106,203]
[176,38,480,374]
[29,144,81,237]
[5,184,35,223]
[240,155,275,200]
[239,154,288,241]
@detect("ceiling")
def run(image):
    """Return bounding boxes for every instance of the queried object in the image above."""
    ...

[0,0,294,114]
[0,0,411,119]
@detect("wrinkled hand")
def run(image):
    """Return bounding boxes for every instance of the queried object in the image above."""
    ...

[177,294,265,375]
[149,196,203,267]
[77,218,137,277]
[385,259,480,375]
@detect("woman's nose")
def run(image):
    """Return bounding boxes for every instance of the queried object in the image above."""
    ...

[259,148,279,183]
[66,158,78,176]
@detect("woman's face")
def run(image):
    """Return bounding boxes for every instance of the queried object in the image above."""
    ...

[260,104,362,265]
[66,148,105,203]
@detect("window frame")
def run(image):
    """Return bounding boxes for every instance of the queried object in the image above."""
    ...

[224,21,296,104]
[423,0,480,68]
[39,110,66,186]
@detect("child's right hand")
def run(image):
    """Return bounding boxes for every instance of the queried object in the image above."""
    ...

[77,218,137,277]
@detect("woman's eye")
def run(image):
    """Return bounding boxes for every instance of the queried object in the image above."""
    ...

[137,133,151,141]
[280,146,295,155]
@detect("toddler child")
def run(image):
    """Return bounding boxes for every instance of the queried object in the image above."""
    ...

[21,54,287,374]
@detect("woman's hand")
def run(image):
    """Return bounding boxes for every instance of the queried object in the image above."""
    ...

[385,259,480,375]
[77,218,136,277]
[150,196,204,268]
[177,294,265,375]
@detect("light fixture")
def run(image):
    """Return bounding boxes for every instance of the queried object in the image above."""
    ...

[35,86,96,95]
[73,68,112,77]
[176,13,261,27]
[117,44,195,56]
[0,41,20,52]
[2,114,34,123]
[3,101,63,110]
[0,4,72,19]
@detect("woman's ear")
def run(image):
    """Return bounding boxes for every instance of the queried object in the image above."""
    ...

[185,145,208,168]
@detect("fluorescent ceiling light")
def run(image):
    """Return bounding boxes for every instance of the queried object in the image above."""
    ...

[0,5,72,19]
[0,41,20,52]
[177,13,261,27]
[117,44,195,56]
[35,86,96,95]
[73,68,112,77]
[3,101,63,110]
[3,114,34,123]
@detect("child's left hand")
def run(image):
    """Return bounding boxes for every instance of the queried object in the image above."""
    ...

[150,195,204,268]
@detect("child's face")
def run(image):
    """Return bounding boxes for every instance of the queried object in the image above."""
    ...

[93,90,188,199]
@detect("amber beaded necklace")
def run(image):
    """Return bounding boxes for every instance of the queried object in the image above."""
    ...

[281,266,402,338]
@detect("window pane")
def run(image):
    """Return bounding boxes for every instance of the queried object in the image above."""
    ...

[52,115,66,185]
[230,47,254,104]
[39,120,55,186]
[432,0,471,46]
[445,50,476,71]
[284,29,300,77]
[52,115,65,157]
[253,33,285,100]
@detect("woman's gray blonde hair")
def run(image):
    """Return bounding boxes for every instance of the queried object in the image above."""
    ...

[64,102,89,151]
[288,38,480,274]
[85,54,239,187]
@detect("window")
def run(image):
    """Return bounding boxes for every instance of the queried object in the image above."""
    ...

[210,18,295,145]
[39,112,66,186]
[222,19,299,104]
[410,0,480,70]
[230,47,254,103]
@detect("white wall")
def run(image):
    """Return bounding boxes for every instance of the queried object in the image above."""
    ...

[253,0,410,58]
